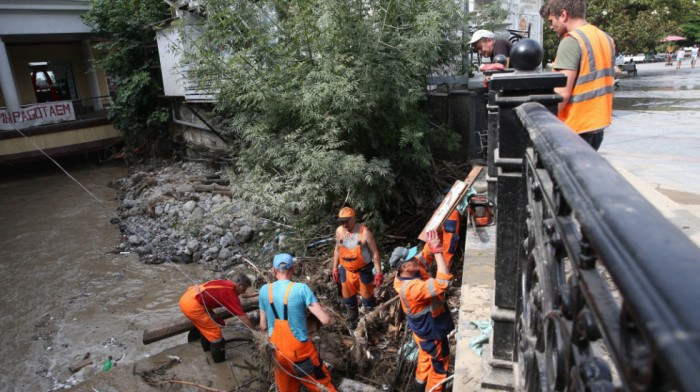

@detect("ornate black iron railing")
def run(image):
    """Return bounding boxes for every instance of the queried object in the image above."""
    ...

[437,40,698,392]
[511,102,700,391]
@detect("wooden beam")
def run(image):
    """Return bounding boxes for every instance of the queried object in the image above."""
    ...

[142,298,259,345]
[419,166,482,241]
[68,360,93,373]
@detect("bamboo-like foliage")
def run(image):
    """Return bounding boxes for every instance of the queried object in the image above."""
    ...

[183,0,469,229]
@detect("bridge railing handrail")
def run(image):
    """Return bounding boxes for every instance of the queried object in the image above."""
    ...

[515,101,700,391]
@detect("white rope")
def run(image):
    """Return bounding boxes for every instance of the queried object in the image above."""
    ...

[166,260,255,333]
[8,123,114,212]
[166,260,199,286]
[269,348,331,392]
[427,374,454,392]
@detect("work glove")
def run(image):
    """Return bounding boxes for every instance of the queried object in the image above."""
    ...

[374,273,384,288]
[332,268,340,283]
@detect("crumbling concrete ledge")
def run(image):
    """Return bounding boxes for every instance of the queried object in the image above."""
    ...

[453,222,505,391]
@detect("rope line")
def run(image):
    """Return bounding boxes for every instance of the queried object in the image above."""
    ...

[8,123,116,214]
[427,374,454,392]
[269,350,331,392]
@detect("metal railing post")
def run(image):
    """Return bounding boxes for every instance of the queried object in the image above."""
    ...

[481,59,566,390]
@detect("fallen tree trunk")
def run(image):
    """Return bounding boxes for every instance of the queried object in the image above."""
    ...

[193,184,231,193]
[142,298,259,345]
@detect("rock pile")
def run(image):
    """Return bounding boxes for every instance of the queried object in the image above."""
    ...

[108,159,270,272]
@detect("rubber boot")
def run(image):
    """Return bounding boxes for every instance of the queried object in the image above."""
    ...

[210,340,226,363]
[200,335,211,352]
[346,306,359,330]
[412,379,426,392]
[187,328,200,342]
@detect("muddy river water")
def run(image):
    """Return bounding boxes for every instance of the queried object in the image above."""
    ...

[0,160,207,391]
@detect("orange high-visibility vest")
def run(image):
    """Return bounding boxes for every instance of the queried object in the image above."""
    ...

[555,24,615,134]
[394,272,454,340]
[338,225,368,271]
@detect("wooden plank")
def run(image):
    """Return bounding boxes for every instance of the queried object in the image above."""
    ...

[418,166,482,241]
[69,360,93,373]
[142,298,259,345]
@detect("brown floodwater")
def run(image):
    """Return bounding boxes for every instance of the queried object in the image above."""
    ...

[0,159,206,391]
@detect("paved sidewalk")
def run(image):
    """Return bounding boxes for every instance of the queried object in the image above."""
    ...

[602,61,700,245]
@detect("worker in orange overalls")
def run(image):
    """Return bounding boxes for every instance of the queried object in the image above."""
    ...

[179,275,257,363]
[331,207,382,329]
[259,253,338,392]
[392,230,454,392]
[439,208,461,266]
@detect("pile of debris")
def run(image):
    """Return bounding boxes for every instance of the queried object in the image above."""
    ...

[109,158,468,391]
[108,158,274,272]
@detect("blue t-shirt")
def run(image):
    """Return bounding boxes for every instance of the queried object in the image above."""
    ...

[259,280,318,342]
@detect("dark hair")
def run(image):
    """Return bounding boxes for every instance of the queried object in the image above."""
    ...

[540,0,586,19]
[232,274,252,289]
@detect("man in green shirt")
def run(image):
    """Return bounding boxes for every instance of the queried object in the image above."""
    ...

[540,0,616,151]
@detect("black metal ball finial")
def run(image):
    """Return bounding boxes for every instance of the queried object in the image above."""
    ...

[510,38,544,71]
[494,54,508,66]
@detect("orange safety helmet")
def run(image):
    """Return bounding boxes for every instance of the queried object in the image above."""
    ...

[338,207,355,221]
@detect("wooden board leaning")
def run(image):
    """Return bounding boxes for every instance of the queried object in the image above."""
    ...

[418,166,482,242]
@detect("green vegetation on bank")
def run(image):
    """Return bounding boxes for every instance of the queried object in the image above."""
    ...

[183,0,471,231]
[82,0,172,156]
[86,0,699,242]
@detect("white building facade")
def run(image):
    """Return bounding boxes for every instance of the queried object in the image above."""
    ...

[0,0,120,163]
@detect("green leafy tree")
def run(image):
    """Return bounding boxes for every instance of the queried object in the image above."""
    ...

[82,0,172,153]
[470,0,511,32]
[681,18,700,43]
[542,0,699,64]
[587,0,699,54]
[184,0,469,230]
[542,27,559,66]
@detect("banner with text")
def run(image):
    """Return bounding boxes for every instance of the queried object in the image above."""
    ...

[0,101,76,131]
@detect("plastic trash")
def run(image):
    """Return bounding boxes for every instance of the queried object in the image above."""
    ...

[102,356,112,371]
[399,339,419,362]
[469,320,493,356]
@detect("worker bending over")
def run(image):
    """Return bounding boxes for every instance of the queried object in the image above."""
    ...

[392,230,454,392]
[332,207,383,329]
[259,253,338,392]
[179,275,256,363]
